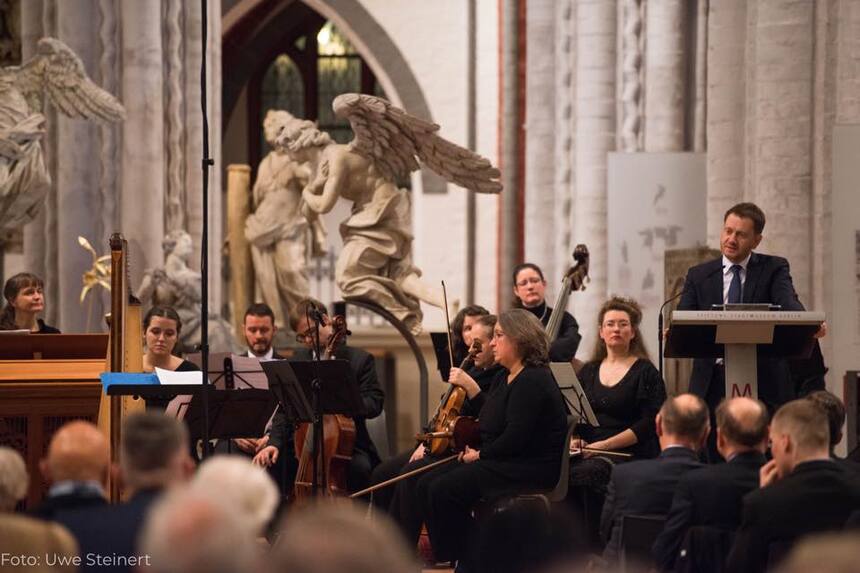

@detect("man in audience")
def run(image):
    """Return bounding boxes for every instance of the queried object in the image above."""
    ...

[55,412,194,572]
[726,400,860,573]
[600,394,709,565]
[0,446,79,570]
[805,390,860,474]
[139,486,260,573]
[31,420,110,519]
[653,397,769,571]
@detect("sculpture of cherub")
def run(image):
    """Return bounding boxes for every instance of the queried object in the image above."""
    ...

[276,94,502,334]
[0,37,125,232]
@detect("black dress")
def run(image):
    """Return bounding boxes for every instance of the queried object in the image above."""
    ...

[523,301,582,362]
[35,319,61,334]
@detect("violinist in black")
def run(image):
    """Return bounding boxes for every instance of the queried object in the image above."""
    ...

[512,263,581,362]
[368,314,504,545]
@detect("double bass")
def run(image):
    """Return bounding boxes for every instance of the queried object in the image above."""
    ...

[545,244,590,343]
[292,314,356,499]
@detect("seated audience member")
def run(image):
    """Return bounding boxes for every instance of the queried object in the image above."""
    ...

[653,397,769,572]
[31,421,110,519]
[804,390,860,474]
[600,394,709,565]
[778,532,860,573]
[55,412,194,573]
[139,486,261,573]
[0,447,78,571]
[272,502,418,573]
[191,455,279,536]
[726,400,860,573]
[1,272,60,332]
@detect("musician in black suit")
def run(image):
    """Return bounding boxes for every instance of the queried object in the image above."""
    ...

[254,298,384,493]
[512,263,581,361]
[653,397,769,572]
[600,394,709,566]
[677,202,824,459]
[726,400,860,573]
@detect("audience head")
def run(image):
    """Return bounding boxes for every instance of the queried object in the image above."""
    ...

[120,412,193,494]
[779,532,860,573]
[493,309,549,369]
[192,455,278,535]
[291,297,331,348]
[722,202,765,263]
[591,296,649,362]
[272,502,417,573]
[770,399,831,476]
[512,263,547,308]
[470,314,498,369]
[41,420,110,488]
[0,446,28,511]
[243,302,277,357]
[143,306,182,357]
[715,397,769,459]
[656,394,710,452]
[451,304,490,350]
[1,272,45,330]
[140,486,260,573]
[805,390,845,448]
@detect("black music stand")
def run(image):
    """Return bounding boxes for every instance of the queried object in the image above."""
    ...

[182,388,276,441]
[187,352,269,390]
[430,332,453,381]
[262,359,362,496]
[549,362,599,427]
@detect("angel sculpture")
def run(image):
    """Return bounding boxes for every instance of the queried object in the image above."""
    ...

[0,37,125,232]
[276,94,502,334]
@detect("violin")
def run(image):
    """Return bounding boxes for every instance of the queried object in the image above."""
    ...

[419,340,483,456]
[293,314,357,500]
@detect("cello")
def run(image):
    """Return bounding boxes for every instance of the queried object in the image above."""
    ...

[545,244,590,342]
[292,314,357,499]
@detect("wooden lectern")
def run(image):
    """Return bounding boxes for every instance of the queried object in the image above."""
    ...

[0,334,108,508]
[665,309,825,399]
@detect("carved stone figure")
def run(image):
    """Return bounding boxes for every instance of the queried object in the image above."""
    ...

[244,110,326,330]
[137,230,238,354]
[276,94,502,334]
[0,37,125,232]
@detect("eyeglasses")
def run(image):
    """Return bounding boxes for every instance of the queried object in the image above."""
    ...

[515,277,543,288]
[295,329,316,344]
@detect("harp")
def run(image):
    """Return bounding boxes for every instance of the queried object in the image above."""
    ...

[97,233,145,501]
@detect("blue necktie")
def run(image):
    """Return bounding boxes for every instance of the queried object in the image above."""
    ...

[727,264,743,304]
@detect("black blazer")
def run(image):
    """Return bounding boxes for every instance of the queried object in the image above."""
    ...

[600,446,704,564]
[725,460,860,573]
[29,488,108,521]
[677,253,804,405]
[653,450,766,571]
[269,344,385,464]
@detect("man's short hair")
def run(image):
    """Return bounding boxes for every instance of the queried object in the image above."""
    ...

[805,390,845,447]
[772,399,830,452]
[474,314,497,338]
[716,398,769,448]
[724,202,766,235]
[0,447,28,510]
[243,302,275,324]
[659,394,709,441]
[121,412,188,475]
[290,298,328,331]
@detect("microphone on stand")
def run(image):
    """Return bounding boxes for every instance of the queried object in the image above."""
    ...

[658,264,725,378]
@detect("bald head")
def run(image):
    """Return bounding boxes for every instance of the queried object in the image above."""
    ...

[657,394,710,450]
[43,421,110,485]
[716,398,769,458]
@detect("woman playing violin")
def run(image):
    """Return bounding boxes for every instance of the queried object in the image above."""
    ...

[512,263,581,362]
[424,309,568,570]
[450,304,490,366]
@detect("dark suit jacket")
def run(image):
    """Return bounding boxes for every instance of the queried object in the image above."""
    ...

[269,344,384,464]
[600,446,704,564]
[653,450,766,571]
[726,460,860,573]
[30,488,108,521]
[54,488,162,573]
[677,253,804,406]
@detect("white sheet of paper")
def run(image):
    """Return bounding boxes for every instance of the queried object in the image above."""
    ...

[155,367,204,385]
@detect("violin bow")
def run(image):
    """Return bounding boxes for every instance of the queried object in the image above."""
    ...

[441,281,455,370]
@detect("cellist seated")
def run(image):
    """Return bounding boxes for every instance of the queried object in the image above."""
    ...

[253,298,385,494]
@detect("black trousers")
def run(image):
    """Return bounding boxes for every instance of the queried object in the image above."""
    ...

[347,448,376,493]
[368,449,413,511]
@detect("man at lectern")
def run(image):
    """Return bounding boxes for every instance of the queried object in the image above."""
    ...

[677,203,823,458]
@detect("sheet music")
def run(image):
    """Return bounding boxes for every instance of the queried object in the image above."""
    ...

[155,368,204,385]
[549,362,600,427]
[0,329,30,335]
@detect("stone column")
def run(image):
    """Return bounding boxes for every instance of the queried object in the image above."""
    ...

[524,0,556,287]
[644,0,686,151]
[620,0,644,152]
[120,0,164,287]
[572,0,616,356]
[553,0,576,284]
[55,0,101,331]
[705,0,746,244]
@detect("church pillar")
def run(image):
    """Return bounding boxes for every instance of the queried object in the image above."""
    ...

[644,0,686,151]
[572,0,616,356]
[553,0,576,289]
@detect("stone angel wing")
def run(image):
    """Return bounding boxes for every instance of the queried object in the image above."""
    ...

[333,93,502,194]
[14,38,125,122]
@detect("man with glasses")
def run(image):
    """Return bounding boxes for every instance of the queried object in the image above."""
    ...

[253,298,385,493]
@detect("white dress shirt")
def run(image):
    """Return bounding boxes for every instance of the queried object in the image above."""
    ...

[246,347,275,361]
[721,253,751,303]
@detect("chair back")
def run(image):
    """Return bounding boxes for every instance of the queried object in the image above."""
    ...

[545,416,579,502]
[619,514,666,572]
[675,525,734,573]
